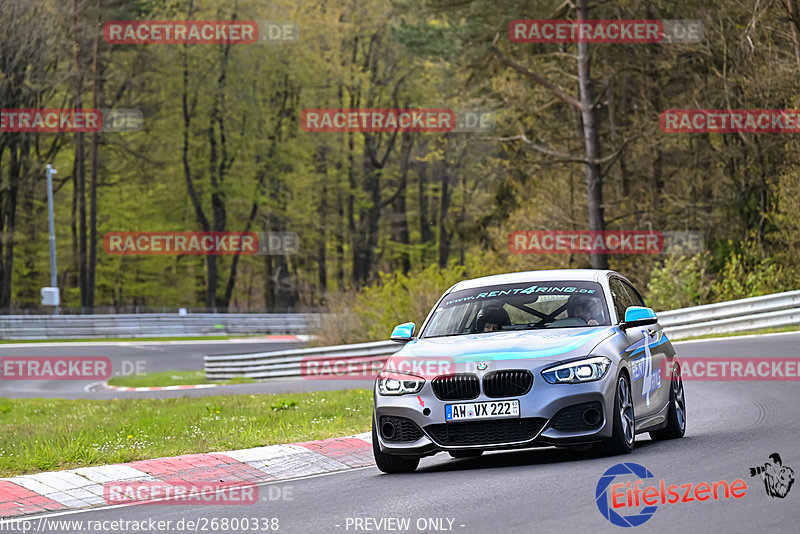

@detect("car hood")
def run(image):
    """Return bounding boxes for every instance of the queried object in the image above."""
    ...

[391,326,616,366]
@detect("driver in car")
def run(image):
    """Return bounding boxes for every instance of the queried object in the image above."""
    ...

[566,294,600,326]
[475,305,511,332]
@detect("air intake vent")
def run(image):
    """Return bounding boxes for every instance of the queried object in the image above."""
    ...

[425,418,546,446]
[431,374,480,400]
[378,416,424,442]
[550,402,604,432]
[483,370,533,398]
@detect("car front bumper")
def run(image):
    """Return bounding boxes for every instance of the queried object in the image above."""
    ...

[373,367,619,456]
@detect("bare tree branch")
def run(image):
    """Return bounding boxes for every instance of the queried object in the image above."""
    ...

[490,33,581,110]
[486,132,640,167]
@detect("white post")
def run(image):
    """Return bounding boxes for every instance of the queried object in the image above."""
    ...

[46,164,59,314]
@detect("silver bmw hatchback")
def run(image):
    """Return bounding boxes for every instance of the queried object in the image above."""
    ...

[372,269,686,473]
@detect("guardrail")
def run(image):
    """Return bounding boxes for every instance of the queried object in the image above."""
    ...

[0,313,321,340]
[657,290,800,340]
[204,290,800,380]
[205,341,397,380]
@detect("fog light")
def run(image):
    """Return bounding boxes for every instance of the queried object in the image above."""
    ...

[381,421,397,439]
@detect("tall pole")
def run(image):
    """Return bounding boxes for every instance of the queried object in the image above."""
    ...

[46,164,59,314]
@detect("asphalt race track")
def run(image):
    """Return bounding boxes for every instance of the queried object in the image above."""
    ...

[0,339,353,399]
[2,332,799,533]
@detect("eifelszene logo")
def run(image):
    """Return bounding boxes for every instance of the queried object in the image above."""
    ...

[749,453,795,498]
[596,463,748,527]
[596,463,659,527]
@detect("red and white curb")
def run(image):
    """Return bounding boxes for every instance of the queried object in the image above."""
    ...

[0,432,372,519]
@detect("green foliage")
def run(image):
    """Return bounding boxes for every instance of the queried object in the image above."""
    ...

[354,264,467,340]
[2,0,800,312]
[313,264,468,345]
[647,244,797,311]
[270,400,298,411]
[711,247,792,302]
[645,253,713,311]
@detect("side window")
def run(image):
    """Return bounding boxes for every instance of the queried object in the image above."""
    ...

[609,278,636,323]
[621,281,646,307]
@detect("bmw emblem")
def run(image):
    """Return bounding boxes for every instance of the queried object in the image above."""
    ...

[477,362,488,371]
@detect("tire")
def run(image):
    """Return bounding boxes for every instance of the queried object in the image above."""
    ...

[595,373,635,456]
[650,362,686,441]
[372,418,420,473]
[448,450,484,458]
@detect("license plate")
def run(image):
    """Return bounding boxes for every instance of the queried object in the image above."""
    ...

[445,400,520,421]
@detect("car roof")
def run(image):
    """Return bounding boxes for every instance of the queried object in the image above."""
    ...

[447,269,616,293]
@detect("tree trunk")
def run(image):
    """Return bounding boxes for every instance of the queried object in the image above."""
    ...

[87,0,102,310]
[1,145,21,308]
[606,76,628,200]
[576,0,608,269]
[417,159,433,245]
[360,147,382,282]
[71,155,78,290]
[649,147,663,225]
[347,127,359,285]
[336,187,345,291]
[71,0,88,307]
[437,163,452,269]
[314,146,329,293]
[205,37,233,311]
[787,0,800,74]
[391,133,413,274]
[0,143,5,307]
[318,183,328,292]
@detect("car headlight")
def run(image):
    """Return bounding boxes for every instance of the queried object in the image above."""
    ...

[541,356,611,384]
[376,371,424,395]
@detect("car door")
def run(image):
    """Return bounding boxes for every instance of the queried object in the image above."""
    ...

[609,277,657,419]
[621,279,672,415]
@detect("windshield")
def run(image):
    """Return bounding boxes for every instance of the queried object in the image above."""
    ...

[421,281,610,338]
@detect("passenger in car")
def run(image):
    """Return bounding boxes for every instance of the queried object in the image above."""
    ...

[566,294,600,326]
[476,305,511,332]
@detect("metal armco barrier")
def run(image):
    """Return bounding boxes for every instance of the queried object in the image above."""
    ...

[204,341,398,380]
[0,313,321,340]
[657,290,800,340]
[204,290,800,380]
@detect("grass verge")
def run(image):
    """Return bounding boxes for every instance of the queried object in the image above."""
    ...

[675,324,800,342]
[0,389,371,477]
[107,370,255,388]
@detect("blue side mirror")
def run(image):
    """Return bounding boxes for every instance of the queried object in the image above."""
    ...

[390,322,415,342]
[621,306,658,328]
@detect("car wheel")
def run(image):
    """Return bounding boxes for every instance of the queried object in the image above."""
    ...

[595,373,635,455]
[649,362,686,441]
[372,418,420,473]
[448,450,483,458]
